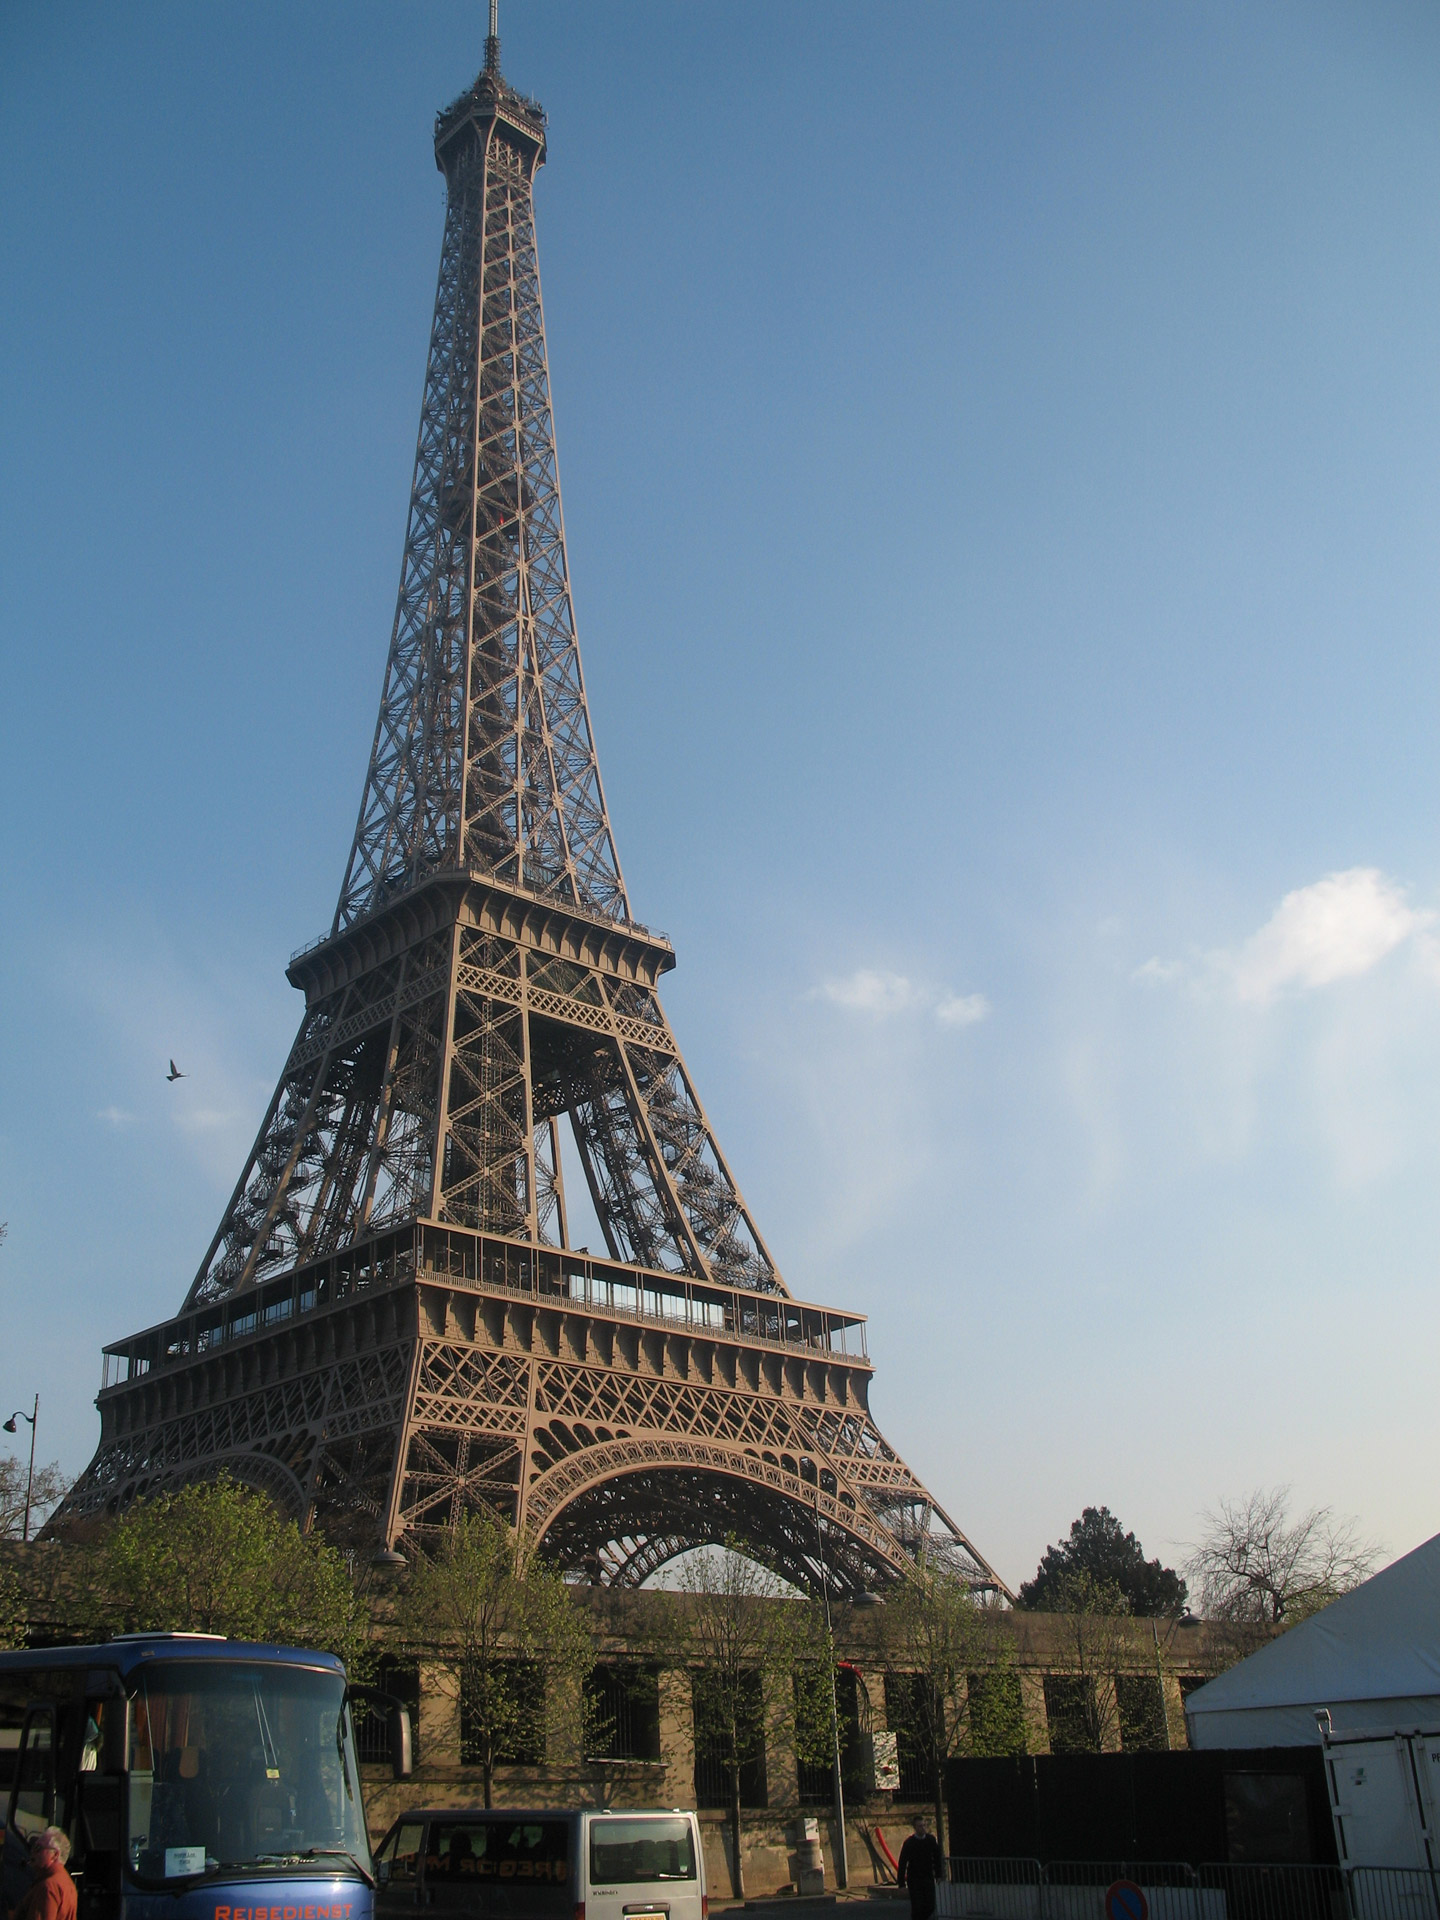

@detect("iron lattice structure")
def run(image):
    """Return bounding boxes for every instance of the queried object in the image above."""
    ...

[57,38,1004,1599]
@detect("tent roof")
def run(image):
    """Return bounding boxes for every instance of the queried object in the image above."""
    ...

[1186,1533,1440,1720]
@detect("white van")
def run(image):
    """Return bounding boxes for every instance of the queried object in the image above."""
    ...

[374,1807,707,1920]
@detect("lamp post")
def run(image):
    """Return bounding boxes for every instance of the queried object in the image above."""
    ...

[1150,1608,1201,1750]
[3,1397,38,1544]
[812,1481,849,1890]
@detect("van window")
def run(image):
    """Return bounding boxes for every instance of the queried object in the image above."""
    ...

[589,1817,696,1884]
[427,1820,570,1885]
[9,1710,54,1838]
[376,1820,424,1884]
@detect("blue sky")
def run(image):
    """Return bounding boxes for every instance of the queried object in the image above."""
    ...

[3,1,1440,1592]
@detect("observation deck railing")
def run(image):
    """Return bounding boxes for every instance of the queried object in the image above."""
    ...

[100,1221,867,1391]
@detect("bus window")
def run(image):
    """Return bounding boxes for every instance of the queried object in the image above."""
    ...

[79,1700,108,1775]
[9,1710,54,1839]
[0,1709,24,1797]
[124,1660,369,1882]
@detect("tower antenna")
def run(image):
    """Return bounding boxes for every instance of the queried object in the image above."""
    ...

[485,0,500,74]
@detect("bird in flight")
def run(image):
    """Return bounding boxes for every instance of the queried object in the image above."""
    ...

[166,1060,187,1082]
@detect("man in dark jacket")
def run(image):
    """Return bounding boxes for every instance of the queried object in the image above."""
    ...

[896,1815,944,1920]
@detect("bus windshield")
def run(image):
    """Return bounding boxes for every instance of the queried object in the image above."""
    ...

[125,1660,370,1884]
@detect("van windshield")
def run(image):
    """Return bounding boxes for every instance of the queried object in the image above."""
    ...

[589,1818,696,1884]
[125,1660,370,1884]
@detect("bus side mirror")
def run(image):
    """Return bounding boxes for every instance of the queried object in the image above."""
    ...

[102,1698,129,1776]
[387,1705,413,1780]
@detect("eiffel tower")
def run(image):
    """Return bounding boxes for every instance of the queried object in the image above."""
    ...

[58,19,1004,1599]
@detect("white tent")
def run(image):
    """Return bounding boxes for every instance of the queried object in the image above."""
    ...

[1185,1532,1440,1749]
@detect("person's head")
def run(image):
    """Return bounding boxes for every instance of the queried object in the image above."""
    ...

[912,1816,927,1837]
[30,1828,70,1870]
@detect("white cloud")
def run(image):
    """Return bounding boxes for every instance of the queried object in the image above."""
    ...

[1133,957,1184,985]
[174,1108,244,1134]
[96,1106,135,1126]
[814,969,990,1029]
[1229,868,1433,1005]
[816,969,921,1015]
[936,992,991,1028]
[1135,868,1434,1006]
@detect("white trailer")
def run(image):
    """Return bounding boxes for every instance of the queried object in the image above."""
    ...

[1320,1716,1440,1872]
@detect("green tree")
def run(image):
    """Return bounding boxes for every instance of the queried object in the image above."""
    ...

[678,1541,823,1901]
[399,1512,593,1809]
[97,1476,367,1668]
[882,1560,1023,1851]
[1018,1507,1186,1616]
[1039,1570,1132,1752]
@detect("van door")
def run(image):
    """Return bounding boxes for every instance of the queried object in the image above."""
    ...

[374,1816,426,1917]
[583,1814,704,1920]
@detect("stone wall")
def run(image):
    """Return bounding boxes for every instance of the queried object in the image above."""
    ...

[0,1546,1232,1898]
[356,1589,1229,1894]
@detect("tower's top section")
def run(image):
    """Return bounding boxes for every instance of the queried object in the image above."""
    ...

[434,5,547,182]
[332,13,629,939]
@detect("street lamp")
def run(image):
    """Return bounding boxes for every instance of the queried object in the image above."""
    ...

[3,1397,38,1544]
[1150,1608,1202,1750]
[811,1477,849,1891]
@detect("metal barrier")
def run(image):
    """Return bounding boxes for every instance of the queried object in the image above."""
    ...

[1339,1867,1440,1920]
[938,1858,1043,1920]
[1198,1863,1349,1920]
[941,1862,1440,1920]
[1041,1863,1215,1920]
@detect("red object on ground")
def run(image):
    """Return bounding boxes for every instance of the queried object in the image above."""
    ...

[875,1829,901,1873]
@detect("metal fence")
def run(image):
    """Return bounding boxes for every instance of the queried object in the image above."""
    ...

[1347,1868,1440,1920]
[1197,1864,1348,1920]
[1043,1862,1222,1920]
[938,1857,1044,1920]
[938,1861,1440,1920]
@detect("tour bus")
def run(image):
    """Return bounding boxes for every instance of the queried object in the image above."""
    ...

[0,1633,411,1920]
[372,1807,707,1920]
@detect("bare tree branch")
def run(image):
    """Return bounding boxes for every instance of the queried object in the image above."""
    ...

[1187,1487,1378,1626]
[0,1457,70,1540]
